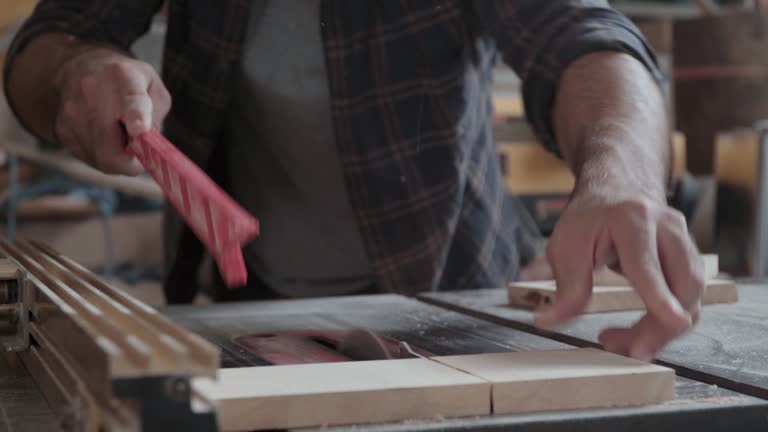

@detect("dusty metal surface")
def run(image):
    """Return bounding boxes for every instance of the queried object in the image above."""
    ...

[420,284,768,399]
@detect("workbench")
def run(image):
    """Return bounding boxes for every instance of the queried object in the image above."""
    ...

[3,287,768,431]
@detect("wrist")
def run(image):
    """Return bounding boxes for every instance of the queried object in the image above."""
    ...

[573,148,667,205]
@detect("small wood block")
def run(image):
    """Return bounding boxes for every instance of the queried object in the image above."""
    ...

[508,279,738,313]
[192,358,490,431]
[433,348,675,414]
[703,254,719,279]
[592,254,719,286]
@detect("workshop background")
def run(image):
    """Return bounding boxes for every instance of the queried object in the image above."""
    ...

[1,0,766,306]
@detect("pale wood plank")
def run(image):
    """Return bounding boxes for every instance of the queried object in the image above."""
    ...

[194,349,677,431]
[193,359,490,431]
[590,254,719,285]
[434,348,675,415]
[508,279,737,313]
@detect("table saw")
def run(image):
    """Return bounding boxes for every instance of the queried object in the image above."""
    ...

[1,242,768,432]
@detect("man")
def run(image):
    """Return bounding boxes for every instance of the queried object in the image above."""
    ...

[3,1,704,361]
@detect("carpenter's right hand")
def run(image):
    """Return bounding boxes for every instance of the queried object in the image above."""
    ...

[54,48,171,175]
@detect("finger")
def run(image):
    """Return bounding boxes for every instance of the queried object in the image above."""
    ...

[80,87,144,176]
[690,301,702,326]
[611,212,690,333]
[598,316,658,361]
[520,256,554,281]
[629,314,681,361]
[592,228,626,285]
[147,79,172,128]
[90,121,144,176]
[598,326,633,356]
[536,233,595,328]
[113,68,154,138]
[121,94,154,138]
[600,310,690,362]
[657,213,706,311]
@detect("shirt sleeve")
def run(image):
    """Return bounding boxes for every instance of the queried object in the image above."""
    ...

[470,0,663,155]
[3,0,163,81]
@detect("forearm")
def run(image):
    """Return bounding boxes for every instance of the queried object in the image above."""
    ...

[553,51,670,202]
[5,33,114,144]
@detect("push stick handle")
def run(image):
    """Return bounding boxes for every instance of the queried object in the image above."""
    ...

[128,128,259,287]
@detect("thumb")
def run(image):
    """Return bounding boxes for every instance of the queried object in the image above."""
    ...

[115,70,154,139]
[121,94,154,138]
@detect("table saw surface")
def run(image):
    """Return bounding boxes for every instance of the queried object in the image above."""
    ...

[3,286,768,432]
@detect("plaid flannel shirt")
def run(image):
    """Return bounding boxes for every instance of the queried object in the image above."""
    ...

[5,0,661,302]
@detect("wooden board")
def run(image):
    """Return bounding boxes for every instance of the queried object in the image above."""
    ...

[434,348,674,415]
[193,358,491,431]
[193,348,675,431]
[508,279,738,313]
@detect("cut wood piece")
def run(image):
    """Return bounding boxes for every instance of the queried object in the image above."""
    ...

[192,358,490,431]
[508,279,737,313]
[433,348,675,415]
[592,254,719,285]
[703,254,719,279]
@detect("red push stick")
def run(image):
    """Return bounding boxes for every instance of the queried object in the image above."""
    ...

[129,128,259,287]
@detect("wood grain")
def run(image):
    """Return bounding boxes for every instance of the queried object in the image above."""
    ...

[434,348,674,415]
[508,280,737,313]
[194,348,675,431]
[509,254,729,313]
[193,358,491,431]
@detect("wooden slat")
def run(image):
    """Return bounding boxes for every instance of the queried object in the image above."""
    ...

[434,348,674,415]
[30,241,219,374]
[193,358,490,431]
[0,238,219,419]
[23,325,137,432]
[0,241,150,373]
[193,348,675,431]
[19,242,190,372]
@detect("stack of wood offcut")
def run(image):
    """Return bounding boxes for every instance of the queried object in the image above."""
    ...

[508,254,737,313]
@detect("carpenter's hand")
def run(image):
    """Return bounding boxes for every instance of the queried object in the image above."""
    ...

[536,188,705,361]
[54,48,171,175]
